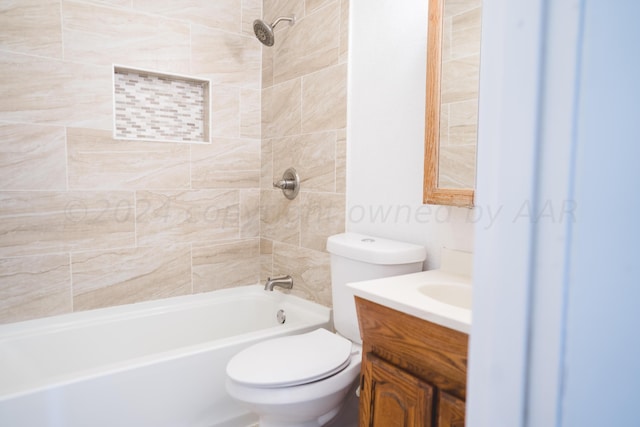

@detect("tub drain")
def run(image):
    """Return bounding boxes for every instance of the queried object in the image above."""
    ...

[276,309,286,324]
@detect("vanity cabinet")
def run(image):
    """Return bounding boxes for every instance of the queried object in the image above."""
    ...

[355,297,469,427]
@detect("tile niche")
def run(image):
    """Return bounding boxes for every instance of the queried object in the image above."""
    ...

[113,67,210,143]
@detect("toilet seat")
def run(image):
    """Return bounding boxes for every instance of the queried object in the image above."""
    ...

[226,329,353,388]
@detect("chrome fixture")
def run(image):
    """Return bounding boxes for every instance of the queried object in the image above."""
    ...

[264,275,294,291]
[253,15,295,47]
[273,167,300,200]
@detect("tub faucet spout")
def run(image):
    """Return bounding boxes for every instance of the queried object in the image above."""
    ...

[264,275,293,291]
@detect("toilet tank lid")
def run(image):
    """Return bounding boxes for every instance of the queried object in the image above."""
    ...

[326,233,427,265]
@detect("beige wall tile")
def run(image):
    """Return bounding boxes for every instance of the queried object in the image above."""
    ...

[306,0,336,14]
[448,99,478,145]
[273,242,331,306]
[0,52,112,129]
[192,239,259,292]
[445,0,482,18]
[301,63,347,133]
[262,79,302,138]
[0,0,62,59]
[443,16,453,61]
[242,0,262,37]
[262,43,274,88]
[83,1,132,6]
[339,0,349,63]
[272,3,340,84]
[440,103,450,146]
[273,132,336,192]
[444,0,482,17]
[335,129,346,194]
[240,189,260,238]
[260,189,299,244]
[451,6,482,59]
[440,0,479,192]
[62,1,190,73]
[136,189,239,246]
[72,245,191,311]
[439,145,477,189]
[440,54,480,104]
[240,88,261,138]
[0,191,135,258]
[0,123,66,190]
[261,138,274,189]
[191,25,261,89]
[263,0,305,23]
[67,127,190,190]
[191,137,260,188]
[300,192,345,251]
[0,254,71,324]
[211,85,241,138]
[133,0,242,33]
[260,238,273,282]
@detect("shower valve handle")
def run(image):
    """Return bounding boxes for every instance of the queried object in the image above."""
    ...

[273,168,300,200]
[273,179,296,190]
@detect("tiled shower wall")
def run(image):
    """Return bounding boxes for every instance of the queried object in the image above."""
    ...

[0,0,350,325]
[259,0,349,307]
[0,0,263,324]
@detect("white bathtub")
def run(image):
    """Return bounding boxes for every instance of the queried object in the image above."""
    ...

[0,285,332,427]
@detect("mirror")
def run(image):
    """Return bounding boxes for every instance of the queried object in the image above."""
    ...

[423,0,482,207]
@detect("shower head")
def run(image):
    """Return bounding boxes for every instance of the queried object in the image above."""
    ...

[253,15,295,47]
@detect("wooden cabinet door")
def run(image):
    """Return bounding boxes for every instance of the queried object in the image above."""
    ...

[437,391,466,427]
[360,353,434,427]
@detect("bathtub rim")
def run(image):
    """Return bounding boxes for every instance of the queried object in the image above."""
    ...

[0,284,329,339]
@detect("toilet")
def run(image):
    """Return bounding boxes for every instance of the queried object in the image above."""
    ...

[225,232,427,427]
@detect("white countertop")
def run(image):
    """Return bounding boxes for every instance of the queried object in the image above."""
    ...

[347,268,472,334]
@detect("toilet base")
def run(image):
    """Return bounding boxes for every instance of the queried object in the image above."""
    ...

[258,407,339,427]
[256,377,360,427]
[257,403,343,427]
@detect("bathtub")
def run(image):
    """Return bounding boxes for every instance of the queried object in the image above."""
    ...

[0,285,332,427]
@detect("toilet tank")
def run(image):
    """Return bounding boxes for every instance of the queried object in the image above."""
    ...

[326,233,426,344]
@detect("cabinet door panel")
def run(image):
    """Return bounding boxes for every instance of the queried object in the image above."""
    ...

[360,353,434,427]
[437,391,466,427]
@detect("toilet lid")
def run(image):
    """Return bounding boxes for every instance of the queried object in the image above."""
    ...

[226,329,353,388]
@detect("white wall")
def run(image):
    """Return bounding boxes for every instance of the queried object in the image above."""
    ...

[347,0,475,270]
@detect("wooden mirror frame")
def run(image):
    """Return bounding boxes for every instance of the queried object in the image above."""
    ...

[423,0,475,207]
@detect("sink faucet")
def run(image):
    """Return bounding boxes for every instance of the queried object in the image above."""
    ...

[264,275,293,291]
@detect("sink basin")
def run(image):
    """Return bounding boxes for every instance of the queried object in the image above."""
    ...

[419,283,472,310]
[346,248,473,333]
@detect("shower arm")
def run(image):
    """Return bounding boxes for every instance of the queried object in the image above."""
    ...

[271,15,295,29]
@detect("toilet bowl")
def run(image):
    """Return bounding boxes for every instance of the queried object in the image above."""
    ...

[226,329,362,427]
[225,233,426,426]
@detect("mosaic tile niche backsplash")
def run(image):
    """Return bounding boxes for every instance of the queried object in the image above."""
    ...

[114,68,210,143]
